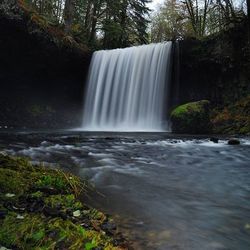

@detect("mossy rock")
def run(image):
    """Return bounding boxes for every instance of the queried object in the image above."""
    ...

[170,100,212,134]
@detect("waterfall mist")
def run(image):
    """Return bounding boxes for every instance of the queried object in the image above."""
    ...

[82,42,172,132]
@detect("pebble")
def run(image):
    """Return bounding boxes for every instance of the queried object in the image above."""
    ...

[0,247,12,250]
[73,210,81,217]
[17,215,25,220]
[5,193,15,198]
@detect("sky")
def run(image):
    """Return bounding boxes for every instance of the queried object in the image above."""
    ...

[147,0,243,10]
[147,0,165,11]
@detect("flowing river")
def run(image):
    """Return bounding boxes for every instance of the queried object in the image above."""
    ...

[0,131,250,250]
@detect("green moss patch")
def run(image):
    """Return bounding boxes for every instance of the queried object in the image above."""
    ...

[0,154,128,250]
[170,100,212,134]
[171,100,210,117]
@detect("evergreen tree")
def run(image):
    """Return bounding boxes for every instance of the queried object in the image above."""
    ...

[23,0,152,48]
[128,0,151,45]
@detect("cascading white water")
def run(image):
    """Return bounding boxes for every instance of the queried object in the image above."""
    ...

[82,42,172,131]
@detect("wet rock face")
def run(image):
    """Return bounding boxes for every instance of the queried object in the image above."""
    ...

[0,1,92,129]
[173,22,250,107]
[170,100,212,134]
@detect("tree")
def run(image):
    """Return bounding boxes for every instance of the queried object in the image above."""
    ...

[22,0,152,48]
[101,0,151,48]
[64,0,75,33]
[151,0,191,41]
[129,0,151,44]
[246,0,250,40]
[183,0,211,38]
[248,0,250,20]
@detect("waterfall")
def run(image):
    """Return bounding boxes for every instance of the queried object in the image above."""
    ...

[82,42,172,132]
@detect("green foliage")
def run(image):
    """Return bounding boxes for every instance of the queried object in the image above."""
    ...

[0,168,26,195]
[79,226,86,236]
[36,175,66,189]
[0,213,117,249]
[0,155,86,196]
[45,194,83,211]
[31,191,43,199]
[151,0,192,41]
[32,229,46,242]
[19,0,151,49]
[150,0,247,41]
[85,240,97,250]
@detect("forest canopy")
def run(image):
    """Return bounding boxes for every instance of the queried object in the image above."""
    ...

[22,0,249,48]
[150,0,249,41]
[22,0,151,49]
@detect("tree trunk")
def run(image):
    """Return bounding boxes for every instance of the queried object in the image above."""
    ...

[64,0,75,34]
[89,1,100,44]
[84,0,91,39]
[247,0,250,42]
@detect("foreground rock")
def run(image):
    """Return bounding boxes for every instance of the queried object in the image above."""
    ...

[0,154,129,250]
[170,100,212,134]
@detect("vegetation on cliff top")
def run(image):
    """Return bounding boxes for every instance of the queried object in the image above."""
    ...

[0,0,89,53]
[0,154,128,250]
[151,0,249,41]
[17,0,151,50]
[5,0,250,50]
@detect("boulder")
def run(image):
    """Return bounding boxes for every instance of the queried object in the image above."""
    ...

[228,138,240,145]
[170,100,212,134]
[210,137,219,143]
